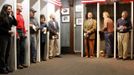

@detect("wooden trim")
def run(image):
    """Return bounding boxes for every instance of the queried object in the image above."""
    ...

[69,0,75,53]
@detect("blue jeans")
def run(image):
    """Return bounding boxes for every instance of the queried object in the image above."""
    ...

[104,32,114,57]
[30,34,37,61]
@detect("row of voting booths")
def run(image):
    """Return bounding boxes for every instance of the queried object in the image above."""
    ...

[0,0,133,72]
[80,0,134,59]
[0,0,61,70]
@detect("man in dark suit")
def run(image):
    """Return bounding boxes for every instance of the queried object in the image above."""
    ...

[48,14,60,59]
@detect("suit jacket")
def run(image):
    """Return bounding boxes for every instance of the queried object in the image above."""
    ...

[48,20,59,39]
[84,19,96,39]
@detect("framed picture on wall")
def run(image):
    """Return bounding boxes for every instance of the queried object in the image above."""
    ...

[61,8,69,15]
[76,18,82,25]
[62,16,70,22]
[75,5,82,12]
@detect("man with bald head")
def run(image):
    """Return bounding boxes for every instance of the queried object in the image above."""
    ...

[117,11,132,60]
[48,14,60,59]
[16,3,27,69]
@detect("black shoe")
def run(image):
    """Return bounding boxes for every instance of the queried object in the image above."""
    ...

[117,57,123,60]
[17,65,23,69]
[41,58,46,61]
[31,59,36,63]
[6,66,13,73]
[22,64,28,68]
[55,55,61,58]
[0,68,8,74]
[49,56,53,59]
[123,57,128,60]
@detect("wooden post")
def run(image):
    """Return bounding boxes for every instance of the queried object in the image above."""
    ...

[68,0,75,53]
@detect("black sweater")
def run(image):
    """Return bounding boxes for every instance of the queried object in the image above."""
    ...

[0,15,17,37]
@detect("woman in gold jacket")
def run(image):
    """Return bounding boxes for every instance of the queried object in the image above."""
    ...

[84,12,96,58]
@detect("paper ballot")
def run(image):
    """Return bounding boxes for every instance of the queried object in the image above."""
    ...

[32,25,37,31]
[43,27,47,34]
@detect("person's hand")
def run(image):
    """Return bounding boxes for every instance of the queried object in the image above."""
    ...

[23,33,27,38]
[123,26,127,29]
[30,24,33,27]
[9,11,13,17]
[9,30,14,34]
[56,32,59,35]
[17,36,20,39]
[87,31,91,35]
[9,30,15,36]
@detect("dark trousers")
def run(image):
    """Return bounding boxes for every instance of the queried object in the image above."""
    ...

[30,34,37,61]
[104,32,114,57]
[17,36,26,66]
[0,36,11,70]
[41,42,46,61]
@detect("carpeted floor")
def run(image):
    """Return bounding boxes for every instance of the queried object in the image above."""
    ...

[3,54,134,75]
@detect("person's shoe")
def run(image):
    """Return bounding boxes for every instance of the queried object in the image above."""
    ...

[17,65,23,69]
[123,57,128,60]
[85,56,89,58]
[41,58,46,61]
[22,64,28,68]
[90,56,94,58]
[0,68,8,74]
[32,59,36,63]
[6,66,13,73]
[49,56,53,59]
[55,55,61,58]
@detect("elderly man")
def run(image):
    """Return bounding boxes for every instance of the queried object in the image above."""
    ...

[48,14,60,59]
[16,3,28,69]
[117,11,132,60]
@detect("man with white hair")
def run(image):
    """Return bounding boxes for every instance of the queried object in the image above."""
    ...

[16,3,28,69]
[117,11,132,60]
[48,14,60,59]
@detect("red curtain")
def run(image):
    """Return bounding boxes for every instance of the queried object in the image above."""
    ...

[81,0,106,4]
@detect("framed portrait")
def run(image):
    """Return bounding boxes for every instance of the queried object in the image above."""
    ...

[62,16,70,22]
[76,18,82,25]
[61,8,69,15]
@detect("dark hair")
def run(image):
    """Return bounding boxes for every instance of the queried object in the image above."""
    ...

[0,4,12,17]
[40,14,46,21]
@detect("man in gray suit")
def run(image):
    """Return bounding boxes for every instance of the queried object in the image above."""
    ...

[48,14,60,59]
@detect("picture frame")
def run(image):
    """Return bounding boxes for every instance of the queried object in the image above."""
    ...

[62,16,70,22]
[76,18,82,25]
[61,8,69,15]
[75,5,82,12]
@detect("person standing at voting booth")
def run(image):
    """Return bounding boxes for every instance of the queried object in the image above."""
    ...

[84,12,96,58]
[30,8,39,63]
[101,11,114,58]
[0,4,17,74]
[40,14,47,61]
[117,11,132,60]
[16,3,28,69]
[48,14,60,59]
